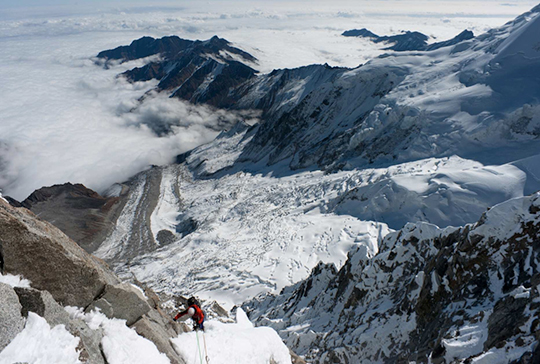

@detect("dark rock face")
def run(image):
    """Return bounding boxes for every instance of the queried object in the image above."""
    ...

[244,193,540,363]
[342,28,473,52]
[378,31,429,51]
[342,28,428,51]
[97,36,194,62]
[13,183,126,253]
[98,35,258,111]
[132,313,187,364]
[341,28,378,39]
[232,64,409,172]
[0,198,120,307]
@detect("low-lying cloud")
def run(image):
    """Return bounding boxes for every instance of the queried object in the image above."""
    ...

[120,91,254,137]
[0,32,254,200]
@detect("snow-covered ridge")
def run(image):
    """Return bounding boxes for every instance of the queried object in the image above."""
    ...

[243,192,540,363]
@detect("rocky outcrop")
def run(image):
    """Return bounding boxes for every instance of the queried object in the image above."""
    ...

[13,286,105,364]
[10,182,127,253]
[0,283,25,352]
[244,193,540,363]
[7,171,163,266]
[87,283,151,325]
[0,198,119,307]
[132,309,188,364]
[0,198,187,364]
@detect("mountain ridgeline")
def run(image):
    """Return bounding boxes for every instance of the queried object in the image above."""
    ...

[99,7,540,174]
[341,28,474,52]
[243,193,540,363]
[97,35,258,107]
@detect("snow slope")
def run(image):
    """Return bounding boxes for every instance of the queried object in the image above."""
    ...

[0,313,82,364]
[85,5,540,315]
[171,308,292,364]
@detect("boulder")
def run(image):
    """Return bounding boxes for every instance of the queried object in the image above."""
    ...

[290,349,307,364]
[86,283,151,325]
[0,283,25,351]
[0,198,119,308]
[13,286,105,364]
[131,314,186,364]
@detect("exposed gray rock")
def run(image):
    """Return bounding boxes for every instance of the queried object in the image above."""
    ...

[0,198,119,307]
[156,229,176,246]
[86,283,151,325]
[14,287,66,323]
[0,283,25,351]
[13,287,105,364]
[98,36,258,115]
[210,301,229,319]
[0,198,189,364]
[131,314,186,364]
[289,349,307,364]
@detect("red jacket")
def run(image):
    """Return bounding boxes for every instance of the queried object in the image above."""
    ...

[174,304,204,325]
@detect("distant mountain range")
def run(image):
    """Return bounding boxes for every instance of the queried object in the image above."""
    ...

[97,35,258,109]
[342,28,474,52]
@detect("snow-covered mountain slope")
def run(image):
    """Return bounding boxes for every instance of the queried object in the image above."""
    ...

[227,4,540,171]
[243,192,540,363]
[0,196,293,364]
[7,7,540,360]
[171,308,292,364]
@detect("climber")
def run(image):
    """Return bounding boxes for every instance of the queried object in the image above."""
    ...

[173,296,205,331]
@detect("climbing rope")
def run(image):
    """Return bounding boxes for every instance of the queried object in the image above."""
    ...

[195,330,204,364]
[202,331,210,363]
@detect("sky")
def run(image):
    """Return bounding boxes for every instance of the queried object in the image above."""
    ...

[0,0,537,200]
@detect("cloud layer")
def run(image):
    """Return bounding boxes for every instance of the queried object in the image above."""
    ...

[0,0,535,200]
[0,32,254,200]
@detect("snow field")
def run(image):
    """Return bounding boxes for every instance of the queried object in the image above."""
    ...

[135,163,391,309]
[0,290,293,364]
[171,308,292,364]
[127,153,532,310]
[66,307,170,364]
[0,313,81,364]
[0,272,31,288]
[442,314,490,363]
